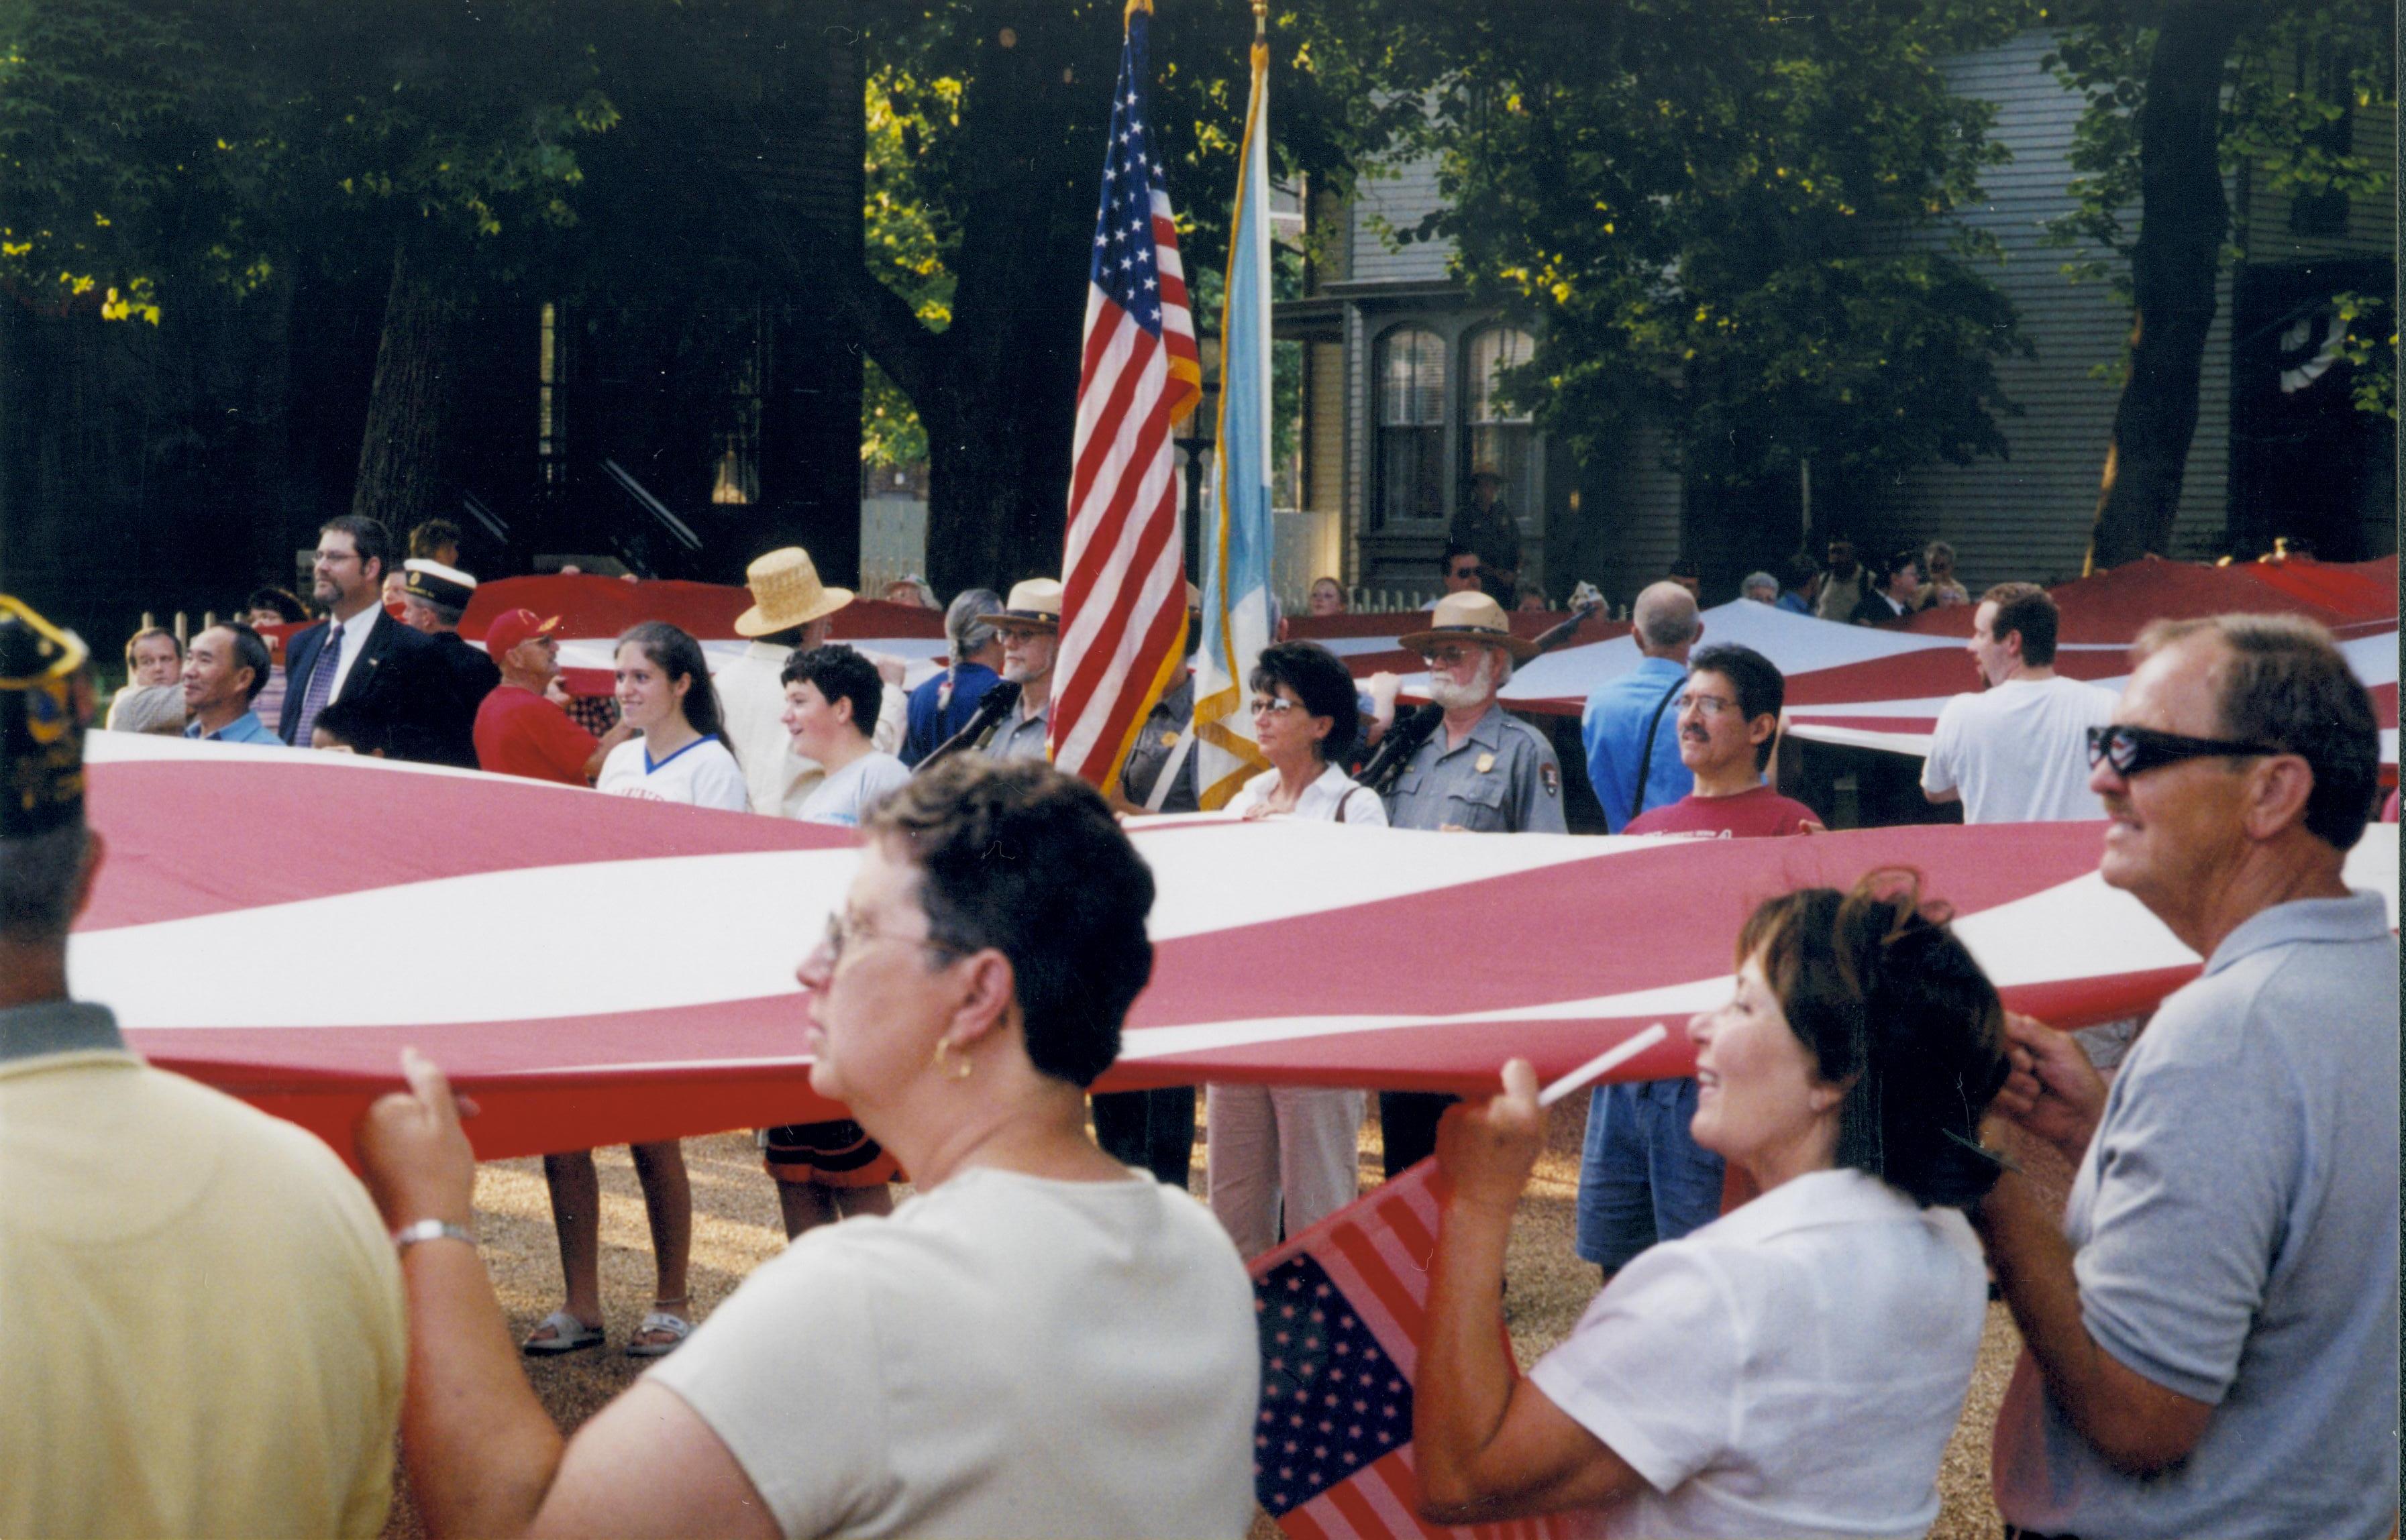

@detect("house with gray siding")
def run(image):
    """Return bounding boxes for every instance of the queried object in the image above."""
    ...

[1273,31,2395,609]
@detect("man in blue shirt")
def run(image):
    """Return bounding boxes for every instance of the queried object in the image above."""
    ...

[902,588,1004,766]
[1579,582,1697,833]
[179,623,283,745]
[1775,551,1820,614]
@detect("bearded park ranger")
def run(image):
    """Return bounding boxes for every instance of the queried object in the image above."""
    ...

[1376,591,1566,1176]
[0,596,405,1537]
[1979,614,2397,1540]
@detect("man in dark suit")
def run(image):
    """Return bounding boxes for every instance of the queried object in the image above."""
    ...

[279,515,446,762]
[398,558,501,769]
[1850,549,1925,626]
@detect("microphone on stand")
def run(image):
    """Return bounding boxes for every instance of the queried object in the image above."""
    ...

[1356,701,1443,796]
[914,679,1022,774]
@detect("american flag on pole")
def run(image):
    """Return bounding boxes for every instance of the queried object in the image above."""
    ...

[1249,1163,1577,1540]
[1051,0,1201,791]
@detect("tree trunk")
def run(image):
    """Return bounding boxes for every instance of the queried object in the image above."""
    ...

[2086,0,2254,569]
[351,237,468,533]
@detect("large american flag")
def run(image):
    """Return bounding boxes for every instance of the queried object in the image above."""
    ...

[1251,1163,1576,1540]
[1050,0,1200,790]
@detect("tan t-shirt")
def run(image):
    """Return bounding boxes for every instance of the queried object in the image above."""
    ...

[649,1165,1259,1539]
[0,1006,405,1539]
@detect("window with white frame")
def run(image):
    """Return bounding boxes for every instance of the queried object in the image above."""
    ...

[1377,327,1447,525]
[1466,326,1534,521]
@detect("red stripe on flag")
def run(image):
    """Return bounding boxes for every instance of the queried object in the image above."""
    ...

[1278,1501,1339,1540]
[1378,1183,1440,1272]
[1067,325,1157,514]
[1326,1470,1396,1540]
[1364,1449,1450,1539]
[1326,1217,1426,1347]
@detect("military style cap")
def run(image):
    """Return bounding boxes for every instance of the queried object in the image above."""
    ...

[403,559,478,610]
[0,595,91,840]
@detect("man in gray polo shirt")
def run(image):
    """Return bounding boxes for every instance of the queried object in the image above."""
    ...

[1977,614,2397,1540]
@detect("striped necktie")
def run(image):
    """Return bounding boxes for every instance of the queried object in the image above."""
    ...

[292,623,343,746]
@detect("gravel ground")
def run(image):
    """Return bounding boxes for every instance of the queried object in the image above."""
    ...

[386,1103,2032,1540]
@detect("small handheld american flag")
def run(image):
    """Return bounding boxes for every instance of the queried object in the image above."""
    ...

[1244,1030,1665,1540]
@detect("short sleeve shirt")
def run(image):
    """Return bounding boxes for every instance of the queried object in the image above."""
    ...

[474,684,599,785]
[1921,675,2117,823]
[1530,1168,1987,1539]
[982,696,1053,763]
[596,734,749,811]
[646,1168,1257,1539]
[1383,702,1566,834]
[1224,763,1389,824]
[1991,893,2400,1540]
[795,752,910,828]
[1580,657,1692,832]
[1622,785,1819,838]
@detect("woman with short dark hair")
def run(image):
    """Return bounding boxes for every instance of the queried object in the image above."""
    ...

[1207,641,1385,1258]
[1416,871,2009,1538]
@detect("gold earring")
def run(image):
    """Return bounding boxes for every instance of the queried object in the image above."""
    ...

[930,1038,973,1081]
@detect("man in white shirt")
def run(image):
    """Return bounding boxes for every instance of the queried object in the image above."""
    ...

[720,547,906,818]
[1923,583,2117,824]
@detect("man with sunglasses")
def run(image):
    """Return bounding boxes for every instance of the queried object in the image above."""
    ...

[1977,615,2395,1540]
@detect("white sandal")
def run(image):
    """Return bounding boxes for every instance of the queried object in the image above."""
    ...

[624,1303,692,1359]
[521,1309,605,1356]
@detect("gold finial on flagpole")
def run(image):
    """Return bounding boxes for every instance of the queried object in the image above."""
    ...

[1253,0,1268,38]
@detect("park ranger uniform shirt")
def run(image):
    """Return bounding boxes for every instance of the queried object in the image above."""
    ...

[1382,700,1567,834]
[982,692,1053,763]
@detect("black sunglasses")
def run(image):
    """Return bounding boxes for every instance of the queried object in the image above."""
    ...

[2086,724,2288,777]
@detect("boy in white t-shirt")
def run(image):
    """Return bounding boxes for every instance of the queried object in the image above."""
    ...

[1924,583,2117,824]
[784,646,911,830]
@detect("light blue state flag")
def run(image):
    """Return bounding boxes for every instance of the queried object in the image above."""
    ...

[1192,32,1274,808]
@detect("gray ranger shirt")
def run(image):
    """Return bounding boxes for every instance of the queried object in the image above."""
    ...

[981,691,1052,763]
[1381,700,1566,834]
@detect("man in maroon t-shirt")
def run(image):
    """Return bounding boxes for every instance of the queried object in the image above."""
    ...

[472,608,627,785]
[1623,642,1824,837]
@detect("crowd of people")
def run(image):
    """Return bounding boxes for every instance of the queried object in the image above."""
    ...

[3,503,2396,1539]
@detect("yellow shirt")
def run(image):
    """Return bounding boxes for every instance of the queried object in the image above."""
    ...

[0,1003,405,1539]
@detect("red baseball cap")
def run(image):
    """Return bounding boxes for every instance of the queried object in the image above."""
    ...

[484,608,562,657]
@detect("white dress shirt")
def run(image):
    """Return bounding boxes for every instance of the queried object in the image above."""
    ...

[323,602,383,704]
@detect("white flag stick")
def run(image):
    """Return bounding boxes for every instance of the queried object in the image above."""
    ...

[1538,1024,1671,1109]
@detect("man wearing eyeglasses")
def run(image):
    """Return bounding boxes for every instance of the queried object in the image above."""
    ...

[1924,583,2117,824]
[1621,644,1822,838]
[1978,615,2396,1540]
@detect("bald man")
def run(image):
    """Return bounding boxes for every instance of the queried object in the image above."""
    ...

[1581,582,1700,832]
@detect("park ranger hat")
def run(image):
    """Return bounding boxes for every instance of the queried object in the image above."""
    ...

[402,559,478,611]
[979,578,1065,632]
[735,547,855,637]
[1400,591,1539,663]
[0,594,91,840]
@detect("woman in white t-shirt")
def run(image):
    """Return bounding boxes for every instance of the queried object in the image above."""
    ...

[1212,643,1384,1259]
[528,622,737,1361]
[1416,874,2012,1539]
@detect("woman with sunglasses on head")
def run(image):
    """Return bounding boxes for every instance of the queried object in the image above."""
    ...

[1416,873,2011,1539]
[526,622,740,1360]
[1208,642,1384,1259]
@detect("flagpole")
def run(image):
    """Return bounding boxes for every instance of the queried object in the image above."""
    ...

[1537,1024,1671,1108]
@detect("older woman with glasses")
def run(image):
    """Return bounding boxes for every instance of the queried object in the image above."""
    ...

[354,759,1258,1539]
[1920,541,1971,608]
[1206,642,1385,1258]
[1416,873,2011,1539]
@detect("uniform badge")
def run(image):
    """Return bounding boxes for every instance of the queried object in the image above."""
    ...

[1160,731,1178,747]
[1540,762,1561,797]
[1475,752,1496,774]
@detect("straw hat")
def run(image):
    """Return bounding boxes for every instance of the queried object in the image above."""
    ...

[978,578,1065,632]
[735,548,854,637]
[1398,591,1539,662]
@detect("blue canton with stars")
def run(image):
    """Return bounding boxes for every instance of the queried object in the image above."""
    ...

[1251,1252,1413,1516]
[1089,8,1169,335]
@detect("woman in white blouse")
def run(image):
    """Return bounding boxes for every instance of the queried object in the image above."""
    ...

[1417,874,2012,1539]
[1211,643,1384,1258]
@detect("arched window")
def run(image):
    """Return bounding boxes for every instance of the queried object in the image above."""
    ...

[1376,327,1446,525]
[1465,327,1534,520]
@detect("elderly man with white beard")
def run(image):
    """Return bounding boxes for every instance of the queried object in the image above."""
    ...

[1375,591,1568,1174]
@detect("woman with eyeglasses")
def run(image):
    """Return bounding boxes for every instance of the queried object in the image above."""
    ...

[1920,541,1971,609]
[525,622,739,1360]
[1206,642,1385,1258]
[1416,873,2011,1539]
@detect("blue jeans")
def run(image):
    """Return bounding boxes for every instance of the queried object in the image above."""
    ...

[1575,1078,1725,1270]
